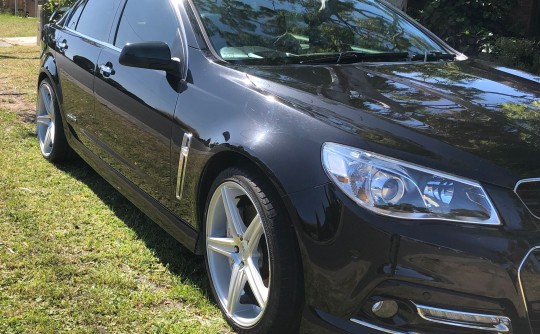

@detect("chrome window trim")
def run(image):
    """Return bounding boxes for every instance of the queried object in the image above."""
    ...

[171,0,190,80]
[518,246,540,334]
[514,178,540,219]
[64,27,122,52]
[62,0,86,30]
[350,318,407,334]
[414,303,510,332]
[175,133,193,200]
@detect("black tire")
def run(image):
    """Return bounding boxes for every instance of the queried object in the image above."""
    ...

[36,78,72,162]
[204,167,303,334]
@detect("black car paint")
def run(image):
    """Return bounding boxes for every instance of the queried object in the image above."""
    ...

[38,0,540,333]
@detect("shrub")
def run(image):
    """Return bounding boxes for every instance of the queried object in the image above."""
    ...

[492,37,540,74]
[44,0,76,16]
[408,0,516,55]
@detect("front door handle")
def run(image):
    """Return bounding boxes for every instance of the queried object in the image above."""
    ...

[99,62,115,77]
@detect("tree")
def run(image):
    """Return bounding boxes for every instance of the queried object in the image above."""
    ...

[386,0,407,11]
[44,0,76,16]
[407,0,516,55]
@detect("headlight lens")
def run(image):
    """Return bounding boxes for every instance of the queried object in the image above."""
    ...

[321,143,500,225]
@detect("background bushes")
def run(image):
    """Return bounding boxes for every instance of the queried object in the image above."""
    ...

[407,0,515,55]
[43,0,75,16]
[491,37,540,74]
[407,0,540,74]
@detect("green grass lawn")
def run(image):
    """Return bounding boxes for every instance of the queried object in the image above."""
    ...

[0,14,38,38]
[0,45,231,333]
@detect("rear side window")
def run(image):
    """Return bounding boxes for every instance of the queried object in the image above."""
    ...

[75,0,121,42]
[66,0,85,30]
[114,0,178,48]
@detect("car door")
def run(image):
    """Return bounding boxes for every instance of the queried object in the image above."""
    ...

[54,0,122,148]
[91,0,183,205]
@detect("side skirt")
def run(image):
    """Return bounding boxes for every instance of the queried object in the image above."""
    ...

[67,137,199,252]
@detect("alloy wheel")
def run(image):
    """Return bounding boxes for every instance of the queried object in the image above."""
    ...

[206,181,271,328]
[36,82,56,157]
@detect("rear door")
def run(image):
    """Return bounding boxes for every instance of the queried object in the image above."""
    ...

[54,0,122,148]
[91,0,184,204]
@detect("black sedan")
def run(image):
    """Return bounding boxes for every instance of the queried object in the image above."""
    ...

[38,0,540,333]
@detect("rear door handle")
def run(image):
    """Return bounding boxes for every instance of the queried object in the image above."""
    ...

[56,39,67,52]
[99,63,115,77]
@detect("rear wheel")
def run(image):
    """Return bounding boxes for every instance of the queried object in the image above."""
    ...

[36,79,71,162]
[204,168,303,334]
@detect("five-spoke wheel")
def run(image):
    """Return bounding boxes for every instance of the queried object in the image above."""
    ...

[37,80,56,157]
[207,181,270,326]
[36,79,71,162]
[204,168,303,333]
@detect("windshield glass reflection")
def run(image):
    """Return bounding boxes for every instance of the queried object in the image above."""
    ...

[192,0,445,64]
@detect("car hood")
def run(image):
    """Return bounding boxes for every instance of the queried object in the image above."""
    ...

[241,60,540,188]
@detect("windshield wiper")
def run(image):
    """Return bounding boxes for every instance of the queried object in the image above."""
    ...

[298,51,409,64]
[410,51,456,62]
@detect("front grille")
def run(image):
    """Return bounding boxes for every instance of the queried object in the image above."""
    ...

[521,249,540,334]
[516,180,540,219]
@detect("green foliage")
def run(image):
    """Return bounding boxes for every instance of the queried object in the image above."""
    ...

[43,0,76,16]
[408,0,540,74]
[408,0,516,55]
[492,37,540,74]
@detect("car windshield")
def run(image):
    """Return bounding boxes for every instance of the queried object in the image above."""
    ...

[192,0,448,65]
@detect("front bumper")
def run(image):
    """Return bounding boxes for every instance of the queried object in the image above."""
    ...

[286,182,540,334]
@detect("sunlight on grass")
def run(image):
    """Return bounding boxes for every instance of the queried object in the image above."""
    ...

[0,45,40,103]
[0,14,38,38]
[0,46,231,334]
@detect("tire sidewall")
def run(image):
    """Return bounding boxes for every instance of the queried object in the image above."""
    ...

[38,78,70,162]
[203,168,302,334]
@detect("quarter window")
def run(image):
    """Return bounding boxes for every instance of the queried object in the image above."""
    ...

[75,0,121,42]
[114,0,178,48]
[65,0,85,30]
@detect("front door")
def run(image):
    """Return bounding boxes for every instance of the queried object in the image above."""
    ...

[91,0,184,204]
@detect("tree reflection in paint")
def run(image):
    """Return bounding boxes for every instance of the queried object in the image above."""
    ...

[193,0,444,60]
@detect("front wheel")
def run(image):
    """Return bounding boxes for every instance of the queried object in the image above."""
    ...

[204,168,303,334]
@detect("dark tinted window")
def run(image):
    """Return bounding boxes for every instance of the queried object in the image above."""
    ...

[114,0,178,48]
[66,0,85,30]
[76,0,121,42]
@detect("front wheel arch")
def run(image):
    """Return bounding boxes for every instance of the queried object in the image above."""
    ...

[203,166,305,333]
[195,150,293,252]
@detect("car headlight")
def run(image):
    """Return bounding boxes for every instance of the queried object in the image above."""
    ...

[321,143,500,225]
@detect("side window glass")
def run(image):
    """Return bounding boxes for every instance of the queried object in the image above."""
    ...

[75,0,121,42]
[66,0,85,30]
[114,0,178,49]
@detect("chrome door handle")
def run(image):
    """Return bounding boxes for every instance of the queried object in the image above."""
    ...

[99,63,115,77]
[56,39,67,52]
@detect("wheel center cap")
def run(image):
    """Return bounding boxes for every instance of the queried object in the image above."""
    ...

[235,238,250,260]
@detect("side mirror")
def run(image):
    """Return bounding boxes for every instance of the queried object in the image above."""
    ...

[119,42,180,73]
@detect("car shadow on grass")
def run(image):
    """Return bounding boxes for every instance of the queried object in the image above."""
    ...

[55,157,216,302]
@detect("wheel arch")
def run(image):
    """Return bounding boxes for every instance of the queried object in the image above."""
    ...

[37,58,74,162]
[199,149,306,332]
[194,149,297,254]
[38,53,63,107]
